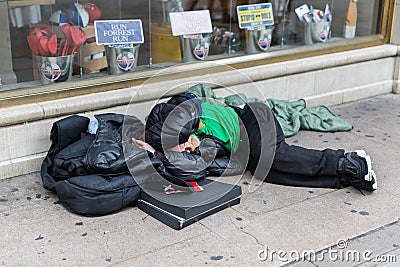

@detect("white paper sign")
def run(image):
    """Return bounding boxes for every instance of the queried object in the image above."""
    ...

[169,10,212,36]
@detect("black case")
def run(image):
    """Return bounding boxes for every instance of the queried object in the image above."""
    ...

[138,179,242,230]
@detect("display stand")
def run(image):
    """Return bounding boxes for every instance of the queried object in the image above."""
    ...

[169,10,213,62]
[31,24,107,75]
[236,3,275,55]
[94,19,144,75]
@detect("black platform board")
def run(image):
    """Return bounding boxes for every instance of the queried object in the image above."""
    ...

[138,179,242,230]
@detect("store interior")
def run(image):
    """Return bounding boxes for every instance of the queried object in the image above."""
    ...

[6,0,382,84]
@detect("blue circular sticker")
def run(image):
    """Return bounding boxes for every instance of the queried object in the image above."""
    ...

[258,34,272,51]
[193,43,209,60]
[116,52,135,71]
[318,27,329,42]
[41,61,62,82]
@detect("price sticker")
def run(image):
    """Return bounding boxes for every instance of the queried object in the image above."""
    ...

[237,3,274,29]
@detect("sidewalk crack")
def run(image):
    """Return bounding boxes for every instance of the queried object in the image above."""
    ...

[229,217,266,249]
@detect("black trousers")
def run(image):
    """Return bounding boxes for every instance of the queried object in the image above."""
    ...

[236,102,347,189]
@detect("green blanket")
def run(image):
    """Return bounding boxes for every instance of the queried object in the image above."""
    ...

[186,84,353,137]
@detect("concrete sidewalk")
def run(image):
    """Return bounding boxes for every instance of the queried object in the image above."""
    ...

[0,94,399,267]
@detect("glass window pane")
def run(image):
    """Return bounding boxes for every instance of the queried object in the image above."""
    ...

[0,0,389,97]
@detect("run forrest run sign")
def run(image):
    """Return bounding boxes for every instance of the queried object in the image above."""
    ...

[95,19,144,45]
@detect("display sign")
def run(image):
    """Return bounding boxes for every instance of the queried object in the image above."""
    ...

[237,3,274,29]
[94,19,144,45]
[169,10,212,36]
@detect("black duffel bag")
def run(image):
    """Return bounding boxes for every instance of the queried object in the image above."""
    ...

[41,114,144,216]
[53,173,140,216]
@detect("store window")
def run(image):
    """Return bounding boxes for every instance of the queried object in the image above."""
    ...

[0,0,391,98]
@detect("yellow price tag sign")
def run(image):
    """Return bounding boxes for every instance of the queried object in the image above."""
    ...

[237,3,274,29]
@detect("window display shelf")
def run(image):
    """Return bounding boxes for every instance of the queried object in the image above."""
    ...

[32,23,107,75]
[8,0,55,7]
[1,0,391,92]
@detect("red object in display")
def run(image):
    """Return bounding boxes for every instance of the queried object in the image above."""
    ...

[40,27,52,35]
[27,26,42,55]
[57,39,66,56]
[28,26,59,57]
[70,26,87,54]
[47,33,58,56]
[38,35,49,56]
[61,24,73,54]
[27,24,86,57]
[83,3,101,23]
[61,24,87,55]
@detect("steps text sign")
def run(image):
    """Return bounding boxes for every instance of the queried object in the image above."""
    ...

[237,3,274,29]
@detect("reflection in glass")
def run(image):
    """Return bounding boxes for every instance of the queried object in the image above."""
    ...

[0,0,385,89]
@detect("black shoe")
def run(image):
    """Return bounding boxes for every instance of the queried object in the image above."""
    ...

[350,170,377,192]
[338,150,377,191]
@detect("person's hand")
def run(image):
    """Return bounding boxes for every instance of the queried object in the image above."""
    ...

[189,134,200,152]
[132,138,155,154]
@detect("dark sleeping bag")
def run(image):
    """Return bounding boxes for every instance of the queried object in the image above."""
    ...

[41,113,145,216]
